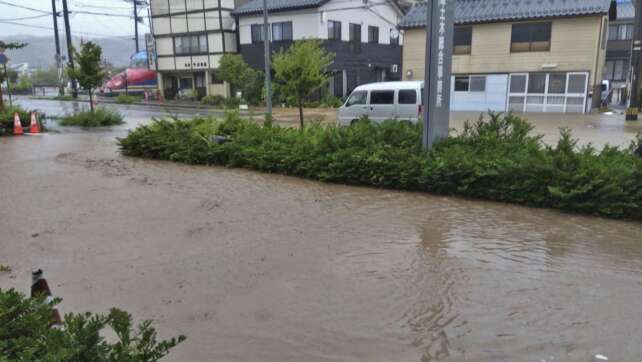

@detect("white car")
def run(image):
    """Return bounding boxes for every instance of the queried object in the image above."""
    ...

[338,81,424,125]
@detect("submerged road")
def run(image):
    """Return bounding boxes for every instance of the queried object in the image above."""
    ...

[1,98,642,361]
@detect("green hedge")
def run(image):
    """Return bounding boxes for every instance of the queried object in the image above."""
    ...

[0,105,46,135]
[118,112,642,221]
[116,94,142,104]
[59,107,124,127]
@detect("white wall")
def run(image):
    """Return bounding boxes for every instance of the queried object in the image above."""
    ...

[319,0,402,45]
[238,10,321,45]
[450,74,508,112]
[237,0,402,45]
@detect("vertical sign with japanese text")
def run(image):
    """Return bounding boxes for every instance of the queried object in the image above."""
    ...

[423,0,455,148]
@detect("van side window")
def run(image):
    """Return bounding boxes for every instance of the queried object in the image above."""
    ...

[398,90,417,104]
[346,91,367,106]
[370,90,394,104]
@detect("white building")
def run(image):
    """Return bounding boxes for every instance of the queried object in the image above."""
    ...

[149,0,241,99]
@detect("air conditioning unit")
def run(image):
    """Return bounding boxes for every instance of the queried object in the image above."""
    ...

[391,64,399,73]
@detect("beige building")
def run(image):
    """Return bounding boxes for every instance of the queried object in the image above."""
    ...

[399,0,617,113]
[150,0,243,99]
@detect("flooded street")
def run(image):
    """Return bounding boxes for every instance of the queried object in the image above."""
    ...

[2,100,642,361]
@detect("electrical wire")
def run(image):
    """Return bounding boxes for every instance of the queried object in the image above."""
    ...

[0,0,50,14]
[0,14,52,21]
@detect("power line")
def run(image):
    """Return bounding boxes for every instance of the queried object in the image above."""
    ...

[0,0,50,13]
[0,14,51,21]
[0,19,137,37]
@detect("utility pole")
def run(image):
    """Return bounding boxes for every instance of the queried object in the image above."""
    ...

[51,0,64,96]
[133,0,140,53]
[61,0,77,98]
[627,0,642,121]
[262,0,272,119]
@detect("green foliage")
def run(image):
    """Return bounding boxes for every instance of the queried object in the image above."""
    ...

[0,105,46,135]
[119,112,642,220]
[272,40,335,127]
[217,54,264,105]
[67,42,106,111]
[0,41,27,111]
[0,265,10,273]
[201,94,225,106]
[0,289,185,361]
[116,94,141,104]
[59,107,124,127]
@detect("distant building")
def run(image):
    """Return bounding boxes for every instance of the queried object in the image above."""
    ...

[604,0,634,105]
[399,0,617,113]
[9,63,30,77]
[232,0,404,98]
[149,0,241,99]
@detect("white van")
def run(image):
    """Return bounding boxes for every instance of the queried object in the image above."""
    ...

[338,81,423,125]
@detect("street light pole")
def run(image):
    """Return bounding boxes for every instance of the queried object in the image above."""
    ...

[134,0,140,53]
[263,0,272,119]
[627,0,642,120]
[51,0,64,96]
[61,0,78,98]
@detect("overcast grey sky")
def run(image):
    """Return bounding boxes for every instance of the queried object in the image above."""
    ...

[0,0,150,38]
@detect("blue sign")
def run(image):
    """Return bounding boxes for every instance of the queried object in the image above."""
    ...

[0,54,7,65]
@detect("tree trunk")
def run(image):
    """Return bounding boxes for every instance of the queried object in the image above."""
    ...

[89,89,94,113]
[298,96,304,129]
[0,86,4,111]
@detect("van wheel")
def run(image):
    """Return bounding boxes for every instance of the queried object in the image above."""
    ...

[350,119,358,125]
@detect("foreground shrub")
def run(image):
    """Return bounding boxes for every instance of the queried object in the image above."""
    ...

[59,107,124,127]
[116,94,141,104]
[0,105,47,135]
[118,112,642,220]
[201,94,225,106]
[0,289,185,361]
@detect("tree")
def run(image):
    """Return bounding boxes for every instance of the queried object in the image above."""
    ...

[218,54,264,105]
[67,41,106,112]
[272,40,334,128]
[0,41,26,111]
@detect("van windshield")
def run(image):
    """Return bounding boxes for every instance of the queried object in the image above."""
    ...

[346,91,367,107]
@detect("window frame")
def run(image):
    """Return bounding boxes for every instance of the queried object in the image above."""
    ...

[272,21,293,42]
[453,26,472,55]
[368,25,379,44]
[174,34,208,55]
[397,89,417,104]
[349,23,362,53]
[454,75,486,92]
[510,21,552,53]
[328,20,342,40]
[251,24,264,43]
[369,90,395,105]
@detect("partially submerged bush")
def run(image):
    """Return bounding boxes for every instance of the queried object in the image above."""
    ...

[0,288,185,361]
[59,107,124,127]
[116,94,141,104]
[118,112,642,220]
[0,105,46,135]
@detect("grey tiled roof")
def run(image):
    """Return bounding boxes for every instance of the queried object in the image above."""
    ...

[616,0,634,20]
[232,0,331,15]
[399,0,616,28]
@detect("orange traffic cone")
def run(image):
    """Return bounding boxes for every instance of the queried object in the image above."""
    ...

[29,112,41,134]
[31,269,63,328]
[13,113,24,135]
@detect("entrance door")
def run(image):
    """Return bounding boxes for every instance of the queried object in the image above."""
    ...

[507,72,588,113]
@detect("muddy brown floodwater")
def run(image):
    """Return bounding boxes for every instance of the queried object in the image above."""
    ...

[2,132,642,362]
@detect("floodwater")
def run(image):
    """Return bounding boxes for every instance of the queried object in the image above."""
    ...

[2,102,642,361]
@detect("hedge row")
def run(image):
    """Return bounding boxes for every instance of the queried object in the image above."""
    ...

[118,112,642,221]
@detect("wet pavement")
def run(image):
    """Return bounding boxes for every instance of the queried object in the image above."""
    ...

[2,99,642,361]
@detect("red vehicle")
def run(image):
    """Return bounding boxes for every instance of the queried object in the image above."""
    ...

[100,68,157,96]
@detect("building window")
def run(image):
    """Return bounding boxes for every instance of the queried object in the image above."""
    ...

[349,23,361,53]
[390,28,399,45]
[511,22,551,52]
[398,89,417,104]
[547,73,566,94]
[251,24,264,43]
[211,70,223,84]
[453,26,472,54]
[454,75,485,92]
[174,34,207,55]
[370,90,394,104]
[272,22,293,41]
[608,24,633,41]
[604,59,628,81]
[528,73,547,93]
[328,20,341,40]
[368,26,379,44]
